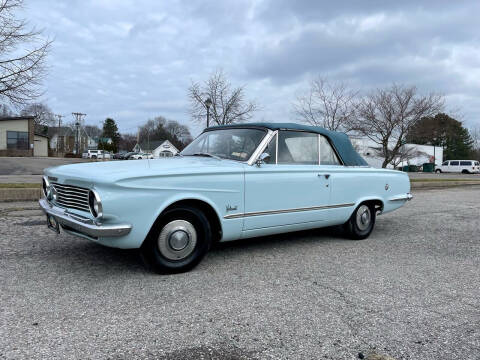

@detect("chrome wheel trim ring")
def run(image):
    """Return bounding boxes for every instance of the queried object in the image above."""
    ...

[356,205,371,231]
[157,220,197,260]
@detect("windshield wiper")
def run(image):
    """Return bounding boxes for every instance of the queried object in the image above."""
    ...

[189,152,222,160]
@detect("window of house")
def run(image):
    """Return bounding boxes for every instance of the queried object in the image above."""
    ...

[320,135,341,165]
[7,131,29,150]
[277,131,318,165]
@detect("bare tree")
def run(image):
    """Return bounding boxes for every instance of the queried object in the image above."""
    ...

[188,69,257,126]
[351,84,444,168]
[470,126,480,152]
[0,0,51,107]
[294,78,358,131]
[20,102,54,126]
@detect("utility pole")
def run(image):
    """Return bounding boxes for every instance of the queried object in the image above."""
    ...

[54,114,65,155]
[72,112,86,154]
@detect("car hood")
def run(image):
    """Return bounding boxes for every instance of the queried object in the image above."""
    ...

[45,156,245,184]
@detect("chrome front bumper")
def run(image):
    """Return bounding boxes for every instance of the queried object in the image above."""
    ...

[388,193,413,202]
[39,198,132,238]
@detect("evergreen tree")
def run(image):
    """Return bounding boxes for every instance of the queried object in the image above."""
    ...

[101,118,120,152]
[407,113,474,160]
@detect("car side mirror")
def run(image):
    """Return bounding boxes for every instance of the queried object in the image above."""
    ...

[256,152,270,167]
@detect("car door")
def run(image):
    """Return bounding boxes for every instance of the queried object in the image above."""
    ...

[243,130,331,230]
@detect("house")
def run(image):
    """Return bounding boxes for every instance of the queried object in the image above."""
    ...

[48,126,90,155]
[0,116,35,156]
[153,140,179,157]
[133,140,179,157]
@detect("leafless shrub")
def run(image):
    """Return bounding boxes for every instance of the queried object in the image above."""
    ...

[188,69,257,127]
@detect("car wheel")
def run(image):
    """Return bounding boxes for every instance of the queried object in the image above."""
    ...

[461,170,469,174]
[344,203,376,240]
[140,206,212,274]
[92,155,97,159]
[435,169,441,173]
[138,157,142,159]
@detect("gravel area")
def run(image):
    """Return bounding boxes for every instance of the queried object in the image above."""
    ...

[0,188,479,359]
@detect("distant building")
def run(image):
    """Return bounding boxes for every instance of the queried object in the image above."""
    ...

[351,136,443,168]
[48,126,89,155]
[133,140,179,157]
[0,116,35,156]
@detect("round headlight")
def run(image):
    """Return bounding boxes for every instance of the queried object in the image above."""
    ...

[42,176,51,199]
[88,190,103,219]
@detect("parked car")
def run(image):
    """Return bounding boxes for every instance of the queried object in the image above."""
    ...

[129,152,154,160]
[113,151,127,159]
[81,151,88,159]
[435,160,480,174]
[39,123,412,274]
[86,149,111,159]
[122,152,137,160]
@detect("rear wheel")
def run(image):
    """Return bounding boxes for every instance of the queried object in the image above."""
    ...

[461,169,469,174]
[344,203,376,240]
[140,206,212,274]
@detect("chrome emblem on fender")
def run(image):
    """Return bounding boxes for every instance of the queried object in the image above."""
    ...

[385,184,389,190]
[226,205,238,212]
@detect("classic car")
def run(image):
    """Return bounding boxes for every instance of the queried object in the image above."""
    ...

[39,123,412,273]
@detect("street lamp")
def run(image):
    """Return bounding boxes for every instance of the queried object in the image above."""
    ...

[205,97,212,128]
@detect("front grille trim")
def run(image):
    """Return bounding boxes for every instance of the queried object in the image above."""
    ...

[52,182,90,213]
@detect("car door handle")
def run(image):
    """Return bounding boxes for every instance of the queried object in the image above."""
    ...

[318,174,330,179]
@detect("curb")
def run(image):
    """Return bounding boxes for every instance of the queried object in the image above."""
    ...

[411,181,480,189]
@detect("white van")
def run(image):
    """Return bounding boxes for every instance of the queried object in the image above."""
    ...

[436,160,480,174]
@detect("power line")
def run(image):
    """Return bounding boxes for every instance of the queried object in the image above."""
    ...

[72,112,86,154]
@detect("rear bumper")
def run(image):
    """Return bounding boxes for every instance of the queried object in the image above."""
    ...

[388,193,413,202]
[39,198,132,238]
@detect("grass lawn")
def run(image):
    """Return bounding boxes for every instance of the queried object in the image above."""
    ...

[410,178,480,183]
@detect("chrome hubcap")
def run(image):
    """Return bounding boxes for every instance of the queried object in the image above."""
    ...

[168,230,189,251]
[158,220,197,260]
[356,205,371,231]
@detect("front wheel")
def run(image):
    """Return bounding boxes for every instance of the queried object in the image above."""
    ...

[344,203,376,240]
[140,206,212,274]
[435,169,442,174]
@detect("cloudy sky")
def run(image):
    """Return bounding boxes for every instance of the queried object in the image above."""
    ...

[23,0,480,135]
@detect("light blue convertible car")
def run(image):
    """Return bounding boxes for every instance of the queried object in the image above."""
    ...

[40,123,412,273]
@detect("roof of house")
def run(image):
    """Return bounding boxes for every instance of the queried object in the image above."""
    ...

[206,122,368,166]
[0,116,34,121]
[34,133,49,138]
[47,126,73,137]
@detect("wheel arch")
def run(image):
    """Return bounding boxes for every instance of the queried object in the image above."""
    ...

[353,197,384,214]
[145,196,223,246]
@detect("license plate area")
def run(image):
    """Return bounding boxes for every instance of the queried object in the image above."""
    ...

[46,214,60,234]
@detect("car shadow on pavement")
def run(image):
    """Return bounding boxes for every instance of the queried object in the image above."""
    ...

[43,225,349,275]
[211,225,347,254]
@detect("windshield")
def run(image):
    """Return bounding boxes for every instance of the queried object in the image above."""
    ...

[181,128,267,161]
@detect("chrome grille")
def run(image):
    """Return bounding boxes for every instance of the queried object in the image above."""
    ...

[52,183,90,212]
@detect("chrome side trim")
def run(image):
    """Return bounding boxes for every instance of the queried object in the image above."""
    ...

[224,202,355,219]
[388,193,413,202]
[39,198,132,237]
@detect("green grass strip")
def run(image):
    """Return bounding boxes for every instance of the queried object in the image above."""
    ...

[0,183,41,188]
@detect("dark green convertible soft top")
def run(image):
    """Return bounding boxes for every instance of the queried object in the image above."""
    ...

[206,122,368,166]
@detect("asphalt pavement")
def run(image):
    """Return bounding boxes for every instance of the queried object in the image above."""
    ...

[0,188,479,359]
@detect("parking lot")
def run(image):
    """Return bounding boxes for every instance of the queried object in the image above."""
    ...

[0,187,479,359]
